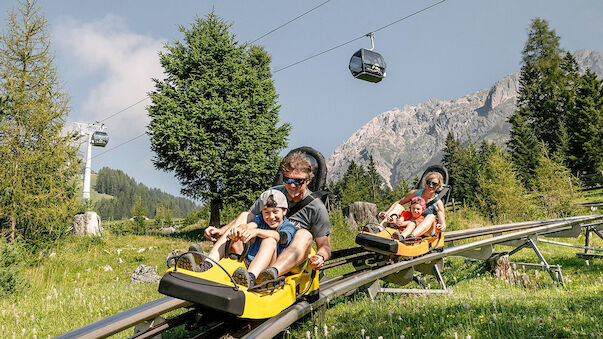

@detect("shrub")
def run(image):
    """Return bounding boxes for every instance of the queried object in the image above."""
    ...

[531,150,581,218]
[0,238,29,297]
[477,150,534,223]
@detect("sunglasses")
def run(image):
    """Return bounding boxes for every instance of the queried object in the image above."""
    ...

[283,176,307,186]
[426,180,439,187]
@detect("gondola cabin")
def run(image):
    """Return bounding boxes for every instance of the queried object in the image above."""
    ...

[349,48,387,83]
[91,131,109,147]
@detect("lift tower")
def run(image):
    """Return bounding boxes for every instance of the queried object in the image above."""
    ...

[72,122,109,202]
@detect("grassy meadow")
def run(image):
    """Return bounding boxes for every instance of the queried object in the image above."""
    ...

[1,189,602,338]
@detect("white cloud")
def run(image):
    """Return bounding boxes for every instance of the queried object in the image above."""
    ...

[54,14,165,140]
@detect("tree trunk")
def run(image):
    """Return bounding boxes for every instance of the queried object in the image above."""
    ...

[209,199,221,227]
[10,216,15,242]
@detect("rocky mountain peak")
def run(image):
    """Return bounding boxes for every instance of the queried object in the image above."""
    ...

[327,49,602,188]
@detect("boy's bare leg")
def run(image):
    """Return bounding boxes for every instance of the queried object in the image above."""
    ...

[247,238,277,277]
[270,229,313,276]
[411,214,436,237]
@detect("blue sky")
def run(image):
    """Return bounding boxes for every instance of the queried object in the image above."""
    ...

[1,0,602,200]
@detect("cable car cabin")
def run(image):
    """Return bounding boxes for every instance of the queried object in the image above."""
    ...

[349,48,386,83]
[91,131,109,147]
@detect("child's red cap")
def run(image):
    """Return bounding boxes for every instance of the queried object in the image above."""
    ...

[410,196,426,210]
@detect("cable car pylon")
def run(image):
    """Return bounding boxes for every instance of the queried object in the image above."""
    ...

[72,122,109,203]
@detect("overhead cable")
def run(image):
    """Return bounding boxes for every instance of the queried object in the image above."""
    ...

[92,132,146,159]
[273,0,446,74]
[250,0,332,44]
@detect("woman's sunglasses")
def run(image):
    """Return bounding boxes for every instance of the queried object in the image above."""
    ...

[426,180,439,187]
[284,176,307,186]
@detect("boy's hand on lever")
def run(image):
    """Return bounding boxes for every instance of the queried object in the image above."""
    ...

[240,229,256,243]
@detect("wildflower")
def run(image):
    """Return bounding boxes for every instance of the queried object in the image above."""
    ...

[324,324,328,336]
[454,332,458,339]
[539,318,543,323]
[361,329,366,336]
[314,326,318,337]
[306,330,310,339]
[479,315,484,319]
[492,314,497,320]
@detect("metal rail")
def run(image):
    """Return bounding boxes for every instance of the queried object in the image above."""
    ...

[445,215,592,242]
[57,214,602,338]
[243,214,603,339]
[55,297,192,338]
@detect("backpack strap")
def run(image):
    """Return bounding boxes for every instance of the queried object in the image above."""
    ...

[424,186,449,209]
[286,189,328,218]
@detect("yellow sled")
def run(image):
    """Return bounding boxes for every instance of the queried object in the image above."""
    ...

[356,225,444,257]
[158,248,319,319]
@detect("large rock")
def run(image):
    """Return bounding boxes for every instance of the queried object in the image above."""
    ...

[73,211,103,236]
[130,264,161,284]
[346,202,378,230]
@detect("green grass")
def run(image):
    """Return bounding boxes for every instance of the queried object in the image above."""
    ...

[1,188,602,338]
[0,233,200,337]
[289,209,603,339]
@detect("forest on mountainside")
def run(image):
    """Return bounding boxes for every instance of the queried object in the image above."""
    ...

[94,167,199,220]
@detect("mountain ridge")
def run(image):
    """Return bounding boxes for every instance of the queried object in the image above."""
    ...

[327,49,602,188]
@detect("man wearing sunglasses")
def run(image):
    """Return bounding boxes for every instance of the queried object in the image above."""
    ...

[201,152,331,283]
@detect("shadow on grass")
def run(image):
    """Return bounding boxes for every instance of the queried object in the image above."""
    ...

[166,228,206,242]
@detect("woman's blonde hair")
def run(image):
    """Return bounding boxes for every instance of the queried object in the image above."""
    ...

[423,172,444,190]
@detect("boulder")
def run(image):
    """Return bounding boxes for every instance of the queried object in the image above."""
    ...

[159,227,176,235]
[346,202,378,230]
[73,211,103,236]
[130,264,161,284]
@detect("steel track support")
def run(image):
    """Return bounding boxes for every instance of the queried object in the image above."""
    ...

[576,225,603,260]
[508,236,564,285]
[367,259,448,299]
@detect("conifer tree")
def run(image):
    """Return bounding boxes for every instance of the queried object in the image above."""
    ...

[507,111,541,186]
[565,70,603,173]
[516,18,565,153]
[442,133,479,206]
[147,12,290,226]
[340,161,369,207]
[0,0,79,244]
[365,156,383,203]
[442,132,462,199]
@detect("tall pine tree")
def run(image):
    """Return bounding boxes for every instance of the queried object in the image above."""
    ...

[0,0,79,244]
[147,12,290,226]
[507,111,541,186]
[516,18,566,154]
[565,70,603,173]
